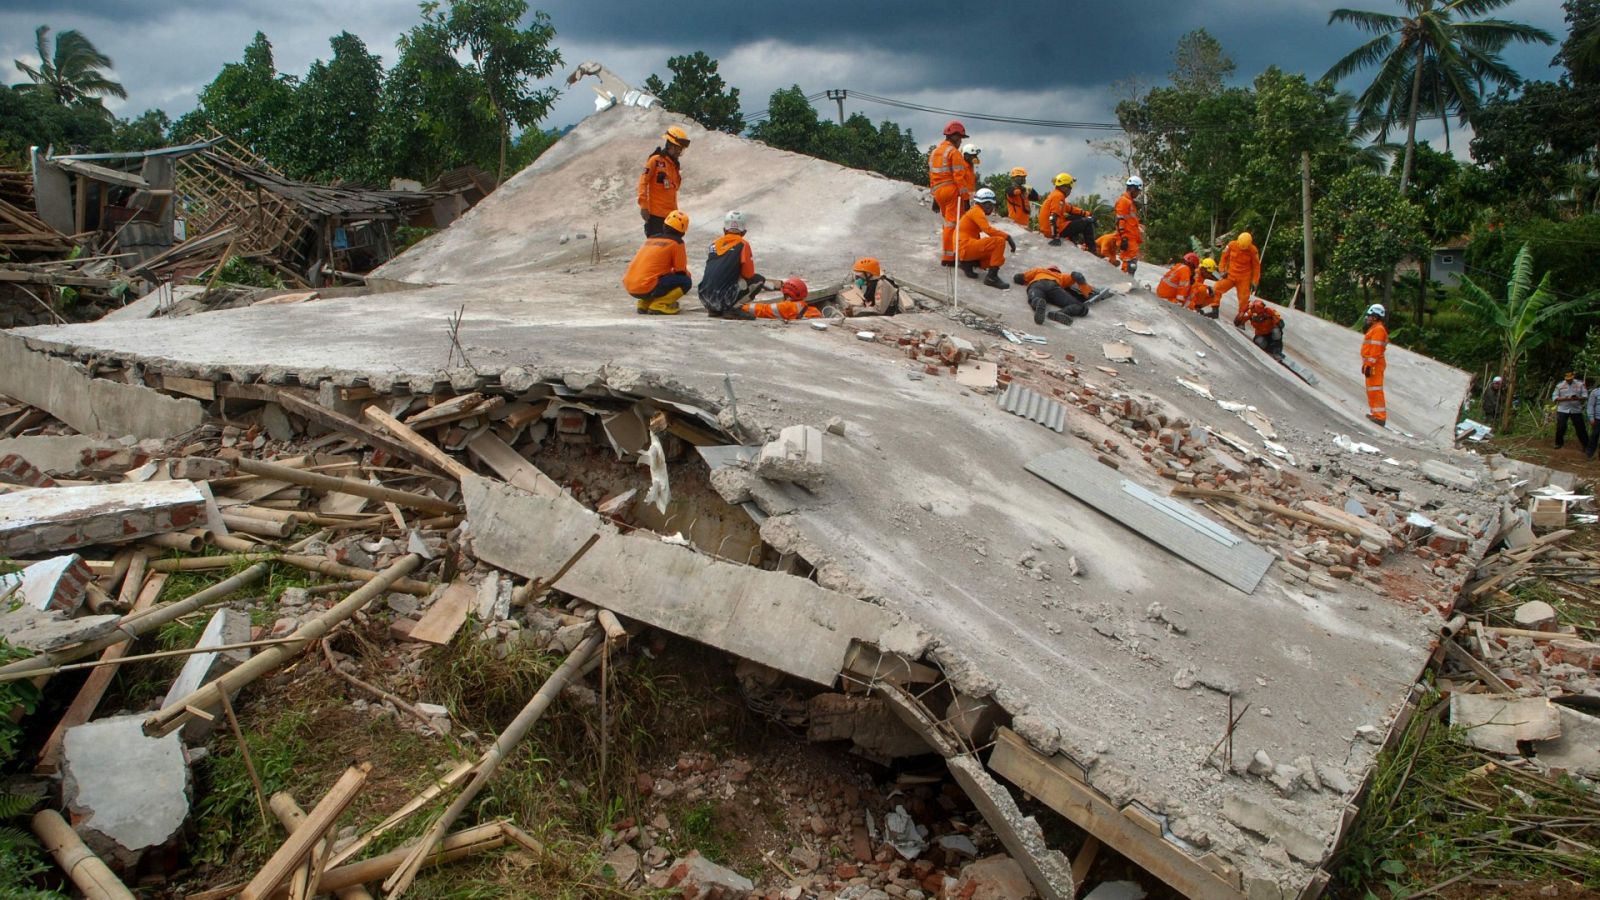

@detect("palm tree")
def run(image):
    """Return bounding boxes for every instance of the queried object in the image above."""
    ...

[14,26,127,113]
[1324,1,1553,195]
[1456,244,1592,432]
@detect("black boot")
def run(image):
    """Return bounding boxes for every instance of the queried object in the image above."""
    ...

[1048,238,1062,246]
[1030,296,1046,325]
[940,260,955,268]
[983,268,1009,290]
[958,261,980,279]
[1046,309,1073,325]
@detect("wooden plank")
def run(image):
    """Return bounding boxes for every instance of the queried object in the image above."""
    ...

[269,390,441,473]
[362,406,474,482]
[1028,448,1272,594]
[408,581,472,645]
[988,728,1243,900]
[154,374,217,401]
[240,763,371,900]
[465,431,564,499]
[403,392,484,427]
[53,158,150,190]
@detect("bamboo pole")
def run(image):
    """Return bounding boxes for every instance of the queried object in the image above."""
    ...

[149,555,273,572]
[33,809,136,900]
[146,531,205,552]
[269,793,375,900]
[145,555,421,738]
[0,564,270,680]
[1171,485,1366,540]
[383,629,603,897]
[1,637,304,684]
[324,760,474,869]
[231,457,458,515]
[222,513,295,539]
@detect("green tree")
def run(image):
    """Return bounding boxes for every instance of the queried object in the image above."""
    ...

[643,51,743,134]
[1457,243,1594,430]
[172,33,297,163]
[1469,80,1600,216]
[1323,0,1554,195]
[1168,28,1236,94]
[0,85,114,159]
[1559,0,1600,86]
[415,0,563,182]
[1312,170,1428,322]
[287,32,385,182]
[372,18,497,181]
[750,88,925,185]
[13,26,126,116]
[111,109,172,151]
[748,85,820,153]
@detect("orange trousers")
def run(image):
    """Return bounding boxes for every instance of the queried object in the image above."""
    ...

[958,234,1006,268]
[1120,239,1141,272]
[1214,277,1252,319]
[935,185,962,263]
[1365,361,1387,423]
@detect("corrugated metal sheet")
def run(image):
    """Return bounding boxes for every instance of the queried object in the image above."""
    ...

[997,384,1065,433]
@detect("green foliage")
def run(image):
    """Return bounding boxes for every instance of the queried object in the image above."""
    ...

[0,640,41,768]
[749,86,926,185]
[1559,0,1600,85]
[285,32,386,183]
[172,32,297,162]
[0,805,67,900]
[1469,79,1600,217]
[1168,28,1236,94]
[13,25,126,112]
[1313,170,1428,307]
[205,256,285,289]
[643,51,744,134]
[0,84,114,158]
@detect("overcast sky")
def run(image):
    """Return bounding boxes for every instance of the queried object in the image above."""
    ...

[1,0,1569,194]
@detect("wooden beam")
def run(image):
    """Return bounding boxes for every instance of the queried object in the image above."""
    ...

[230,456,458,515]
[240,763,371,900]
[362,406,474,482]
[465,431,564,498]
[273,390,445,474]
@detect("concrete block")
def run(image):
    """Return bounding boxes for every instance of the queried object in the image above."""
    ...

[0,605,120,651]
[1534,707,1600,777]
[0,554,92,612]
[1513,600,1558,631]
[806,693,930,761]
[755,424,824,486]
[0,479,207,557]
[0,435,123,477]
[1420,459,1479,493]
[62,714,190,868]
[161,609,253,741]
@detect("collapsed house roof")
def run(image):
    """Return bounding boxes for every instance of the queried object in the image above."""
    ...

[3,104,1527,899]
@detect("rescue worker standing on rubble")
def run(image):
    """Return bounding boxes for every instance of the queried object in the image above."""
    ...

[1214,232,1261,320]
[696,211,765,318]
[1552,370,1589,449]
[1114,176,1144,276]
[1187,257,1220,317]
[960,144,981,201]
[623,209,692,315]
[957,188,1015,289]
[1361,304,1390,427]
[928,121,967,267]
[637,126,689,238]
[1236,298,1284,360]
[1039,173,1094,250]
[1012,266,1092,325]
[1006,168,1039,227]
[1157,253,1200,306]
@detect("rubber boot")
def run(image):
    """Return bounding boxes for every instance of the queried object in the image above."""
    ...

[1048,238,1062,246]
[643,287,684,315]
[958,261,980,280]
[635,299,652,315]
[983,268,1009,290]
[1125,260,1138,278]
[1046,309,1073,325]
[1029,296,1047,325]
[940,260,955,268]
[1366,414,1387,428]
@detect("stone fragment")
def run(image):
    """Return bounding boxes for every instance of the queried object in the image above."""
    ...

[1513,600,1558,631]
[1221,797,1326,864]
[161,608,253,741]
[660,851,754,895]
[62,714,190,868]
[1246,750,1275,776]
[600,845,641,887]
[755,424,824,487]
[0,554,93,612]
[954,855,1035,900]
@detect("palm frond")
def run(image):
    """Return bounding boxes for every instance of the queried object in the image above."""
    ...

[1326,33,1400,83]
[1330,8,1406,34]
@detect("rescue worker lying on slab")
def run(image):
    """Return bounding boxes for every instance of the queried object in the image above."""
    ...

[957,188,1014,290]
[1236,298,1284,360]
[730,277,820,320]
[1012,266,1092,325]
[623,209,692,316]
[837,257,907,317]
[1006,167,1040,227]
[1156,252,1201,305]
[696,210,765,317]
[1038,173,1094,250]
[637,125,689,238]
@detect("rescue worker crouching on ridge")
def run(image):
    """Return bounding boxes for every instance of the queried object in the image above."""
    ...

[1114,176,1144,276]
[734,278,821,320]
[1235,298,1284,360]
[928,120,967,267]
[1214,231,1261,321]
[1362,303,1390,427]
[623,209,692,315]
[957,188,1014,290]
[696,210,765,318]
[1187,257,1219,317]
[1012,266,1092,325]
[1096,231,1122,268]
[1006,167,1039,228]
[1038,173,1094,250]
[838,257,907,317]
[637,125,689,238]
[1157,252,1200,306]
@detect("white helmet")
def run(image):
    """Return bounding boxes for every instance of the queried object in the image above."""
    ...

[1126,175,1144,189]
[723,210,747,233]
[974,187,997,204]
[1366,303,1386,318]
[963,143,981,158]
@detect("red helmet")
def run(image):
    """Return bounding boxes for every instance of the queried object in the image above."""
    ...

[943,120,967,137]
[781,277,808,302]
[1046,265,1061,273]
[1249,298,1266,313]
[1184,252,1200,268]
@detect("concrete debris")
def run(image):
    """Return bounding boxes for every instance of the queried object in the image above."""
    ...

[1513,600,1558,631]
[1221,796,1326,864]
[62,715,190,868]
[1450,694,1562,755]
[160,608,252,741]
[653,851,754,895]
[755,424,824,487]
[1534,707,1600,777]
[807,694,930,761]
[0,478,207,556]
[954,855,1037,900]
[1420,459,1480,492]
[0,554,93,612]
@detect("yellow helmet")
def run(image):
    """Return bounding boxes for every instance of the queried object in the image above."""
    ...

[1053,172,1075,188]
[1237,232,1253,248]
[663,125,691,147]
[1010,167,1027,178]
[1200,256,1217,272]
[664,209,689,233]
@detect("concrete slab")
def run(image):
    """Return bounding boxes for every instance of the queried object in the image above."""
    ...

[62,714,190,868]
[0,332,203,439]
[0,479,207,557]
[0,435,125,477]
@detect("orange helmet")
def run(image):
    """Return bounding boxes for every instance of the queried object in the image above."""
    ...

[781,277,808,302]
[852,257,881,278]
[663,209,689,233]
[664,125,691,147]
[1010,166,1027,178]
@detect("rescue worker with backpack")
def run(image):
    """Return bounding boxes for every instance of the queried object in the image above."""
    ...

[1012,266,1092,325]
[927,121,968,266]
[696,211,766,317]
[837,257,907,317]
[956,188,1015,290]
[1005,167,1039,227]
[637,126,689,238]
[622,210,692,315]
[1038,173,1094,250]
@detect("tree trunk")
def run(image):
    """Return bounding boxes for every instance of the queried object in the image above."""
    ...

[1385,43,1426,313]
[496,109,509,184]
[1301,150,1316,315]
[1499,354,1516,433]
[1415,254,1429,327]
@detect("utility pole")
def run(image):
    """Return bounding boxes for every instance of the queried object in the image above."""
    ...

[826,89,847,125]
[1300,150,1316,315]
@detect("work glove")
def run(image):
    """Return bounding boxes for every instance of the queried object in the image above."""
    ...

[1048,238,1062,246]
[1120,238,1129,252]
[639,208,649,221]
[1251,282,1259,292]
[1006,236,1017,252]
[1362,365,1373,377]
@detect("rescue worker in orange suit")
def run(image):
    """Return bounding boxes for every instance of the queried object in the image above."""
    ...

[1114,176,1144,276]
[1039,173,1094,250]
[1157,252,1201,305]
[1012,266,1092,325]
[696,211,766,317]
[1186,257,1220,318]
[1235,298,1284,360]
[1005,168,1040,227]
[637,126,689,238]
[1361,303,1389,427]
[956,188,1015,290]
[927,121,967,266]
[1096,232,1122,268]
[623,209,692,315]
[735,278,819,320]
[1214,232,1261,321]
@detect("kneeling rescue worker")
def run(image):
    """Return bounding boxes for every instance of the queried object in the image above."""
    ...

[696,210,764,317]
[1013,266,1092,325]
[1157,252,1200,305]
[737,277,817,320]
[839,257,906,317]
[1187,257,1219,317]
[1236,298,1284,360]
[1038,173,1094,250]
[957,188,1014,289]
[1096,231,1122,268]
[623,209,692,315]
[1362,303,1388,427]
[637,126,689,238]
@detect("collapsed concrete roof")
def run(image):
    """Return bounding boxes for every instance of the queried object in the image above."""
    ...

[5,104,1516,898]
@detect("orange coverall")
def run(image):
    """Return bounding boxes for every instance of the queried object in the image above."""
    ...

[1096,232,1121,266]
[1362,321,1389,423]
[1114,190,1141,270]
[1214,240,1261,320]
[1006,185,1035,227]
[1187,281,1218,314]
[957,204,1008,268]
[623,236,690,297]
[1038,189,1089,240]
[742,300,821,320]
[636,150,681,220]
[1156,262,1195,304]
[929,140,964,264]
